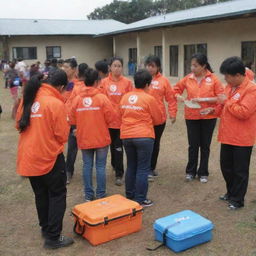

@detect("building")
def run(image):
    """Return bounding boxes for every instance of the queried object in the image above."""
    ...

[0,0,256,82]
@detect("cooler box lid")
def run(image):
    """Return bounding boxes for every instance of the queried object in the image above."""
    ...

[154,210,214,241]
[72,194,143,226]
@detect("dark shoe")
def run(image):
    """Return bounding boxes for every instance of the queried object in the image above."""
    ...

[228,202,243,210]
[115,178,123,186]
[140,199,153,207]
[41,230,48,239]
[44,235,74,249]
[219,194,229,201]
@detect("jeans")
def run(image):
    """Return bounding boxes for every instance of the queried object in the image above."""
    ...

[123,138,154,204]
[185,119,216,177]
[29,153,67,240]
[109,128,124,178]
[66,126,78,177]
[220,144,253,207]
[81,146,108,200]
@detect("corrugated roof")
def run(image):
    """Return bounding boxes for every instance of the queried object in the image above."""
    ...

[97,0,256,36]
[0,18,126,36]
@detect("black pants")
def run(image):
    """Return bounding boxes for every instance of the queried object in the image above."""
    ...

[66,126,78,176]
[151,122,166,171]
[185,119,216,177]
[220,144,252,206]
[29,153,67,240]
[109,128,124,178]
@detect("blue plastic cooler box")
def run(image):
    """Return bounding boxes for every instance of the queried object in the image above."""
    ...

[154,210,214,252]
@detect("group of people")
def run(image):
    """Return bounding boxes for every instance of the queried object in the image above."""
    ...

[11,53,256,249]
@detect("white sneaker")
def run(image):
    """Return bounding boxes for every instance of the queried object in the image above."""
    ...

[200,176,208,183]
[185,174,194,181]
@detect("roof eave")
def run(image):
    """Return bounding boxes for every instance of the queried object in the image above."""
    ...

[95,9,256,37]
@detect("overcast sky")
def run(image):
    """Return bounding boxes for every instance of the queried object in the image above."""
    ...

[0,0,114,20]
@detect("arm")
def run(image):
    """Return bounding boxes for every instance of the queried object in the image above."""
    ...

[148,98,165,126]
[52,103,70,144]
[103,96,118,126]
[226,88,256,120]
[173,77,187,102]
[164,80,177,122]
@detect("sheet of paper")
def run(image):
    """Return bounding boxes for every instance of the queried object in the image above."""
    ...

[184,100,201,109]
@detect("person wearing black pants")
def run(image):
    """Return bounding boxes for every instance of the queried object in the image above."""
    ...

[151,122,166,174]
[66,125,78,183]
[109,128,124,180]
[174,53,224,183]
[185,119,216,178]
[220,144,252,208]
[29,154,67,241]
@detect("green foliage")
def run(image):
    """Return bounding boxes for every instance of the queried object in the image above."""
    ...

[87,0,231,24]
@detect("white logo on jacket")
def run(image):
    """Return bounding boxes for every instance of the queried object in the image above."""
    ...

[128,95,138,104]
[109,84,117,92]
[205,77,212,83]
[31,102,40,113]
[232,93,240,100]
[151,80,159,86]
[83,97,93,107]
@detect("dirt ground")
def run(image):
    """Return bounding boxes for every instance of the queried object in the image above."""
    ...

[0,73,256,256]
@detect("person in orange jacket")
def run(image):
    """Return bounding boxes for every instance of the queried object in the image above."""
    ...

[69,68,117,201]
[120,69,164,207]
[62,58,80,184]
[174,53,224,183]
[16,70,74,249]
[201,57,256,209]
[101,57,133,186]
[145,55,177,181]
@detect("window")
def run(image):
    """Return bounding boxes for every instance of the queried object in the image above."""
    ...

[242,41,256,73]
[169,45,179,77]
[154,46,163,64]
[12,47,37,60]
[128,48,137,63]
[184,44,207,75]
[46,46,61,59]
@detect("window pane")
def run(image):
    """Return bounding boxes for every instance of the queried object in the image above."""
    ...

[170,45,178,77]
[242,41,256,73]
[154,46,162,64]
[184,45,196,76]
[53,47,61,58]
[197,44,207,56]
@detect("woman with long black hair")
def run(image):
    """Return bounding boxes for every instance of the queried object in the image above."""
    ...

[16,70,74,249]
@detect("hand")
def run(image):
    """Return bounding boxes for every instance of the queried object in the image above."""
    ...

[73,129,77,137]
[170,117,176,124]
[176,95,185,102]
[200,107,214,115]
[217,94,227,104]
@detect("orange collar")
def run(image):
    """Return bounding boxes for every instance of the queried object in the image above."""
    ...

[40,83,64,102]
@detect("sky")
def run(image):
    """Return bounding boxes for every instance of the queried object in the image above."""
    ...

[0,0,114,20]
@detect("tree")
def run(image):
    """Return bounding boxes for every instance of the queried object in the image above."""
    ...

[87,0,231,24]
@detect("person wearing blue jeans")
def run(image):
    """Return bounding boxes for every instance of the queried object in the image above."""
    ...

[120,69,163,207]
[123,138,154,204]
[82,146,108,201]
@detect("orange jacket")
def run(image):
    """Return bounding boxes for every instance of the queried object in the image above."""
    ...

[120,89,164,139]
[65,80,85,111]
[174,70,224,120]
[62,78,79,103]
[69,87,117,149]
[217,77,256,146]
[148,72,177,122]
[101,73,133,128]
[16,83,69,176]
[245,68,255,82]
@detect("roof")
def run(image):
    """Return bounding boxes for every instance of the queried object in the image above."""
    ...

[0,18,126,36]
[97,0,256,36]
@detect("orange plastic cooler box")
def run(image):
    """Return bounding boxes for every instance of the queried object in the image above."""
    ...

[72,194,143,245]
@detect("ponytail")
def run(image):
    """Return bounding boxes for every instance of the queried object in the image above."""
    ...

[84,68,99,86]
[18,75,42,132]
